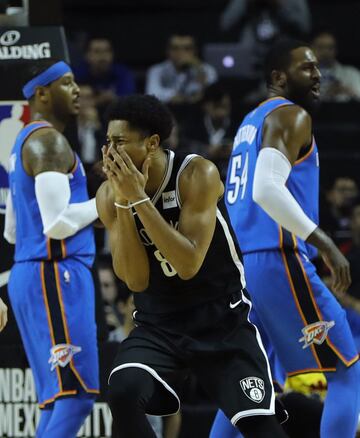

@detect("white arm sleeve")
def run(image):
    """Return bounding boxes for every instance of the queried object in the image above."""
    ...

[35,171,98,240]
[253,147,317,241]
[3,191,16,244]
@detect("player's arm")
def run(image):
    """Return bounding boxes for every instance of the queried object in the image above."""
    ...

[334,290,360,313]
[96,181,150,292]
[253,105,350,294]
[3,190,16,244]
[0,298,8,332]
[22,128,98,240]
[253,105,316,237]
[134,158,222,280]
[163,411,182,438]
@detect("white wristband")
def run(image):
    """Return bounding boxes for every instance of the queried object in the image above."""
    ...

[114,201,131,209]
[131,197,150,207]
[114,197,150,209]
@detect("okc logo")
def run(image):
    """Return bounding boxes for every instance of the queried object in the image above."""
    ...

[48,344,82,371]
[240,377,265,403]
[299,320,335,349]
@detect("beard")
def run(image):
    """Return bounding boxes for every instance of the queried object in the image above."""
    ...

[286,81,321,115]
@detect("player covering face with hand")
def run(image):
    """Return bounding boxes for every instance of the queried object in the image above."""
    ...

[96,94,288,438]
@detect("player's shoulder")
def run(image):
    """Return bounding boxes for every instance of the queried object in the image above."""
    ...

[22,126,74,175]
[179,156,223,201]
[96,180,113,200]
[181,156,220,183]
[23,127,72,163]
[24,126,69,151]
[266,104,311,130]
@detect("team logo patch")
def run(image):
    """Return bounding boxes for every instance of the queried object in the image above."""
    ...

[48,344,82,371]
[162,190,177,209]
[240,377,265,403]
[299,320,335,349]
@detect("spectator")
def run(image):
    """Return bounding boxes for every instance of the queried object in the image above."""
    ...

[74,37,136,110]
[145,34,217,104]
[220,0,311,75]
[321,177,359,246]
[312,31,360,102]
[77,85,103,165]
[167,118,207,156]
[184,82,235,179]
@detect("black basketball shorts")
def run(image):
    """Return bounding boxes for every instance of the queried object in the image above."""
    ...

[108,289,276,425]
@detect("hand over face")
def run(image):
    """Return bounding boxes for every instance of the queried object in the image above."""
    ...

[102,145,125,202]
[102,145,150,203]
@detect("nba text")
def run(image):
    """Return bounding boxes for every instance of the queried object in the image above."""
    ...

[0,368,112,437]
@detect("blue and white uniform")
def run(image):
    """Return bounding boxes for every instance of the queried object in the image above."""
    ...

[8,121,99,408]
[225,97,358,375]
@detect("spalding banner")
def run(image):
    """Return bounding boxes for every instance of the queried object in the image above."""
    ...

[0,26,69,62]
[0,26,69,100]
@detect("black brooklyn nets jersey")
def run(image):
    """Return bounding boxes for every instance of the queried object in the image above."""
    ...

[133,150,246,314]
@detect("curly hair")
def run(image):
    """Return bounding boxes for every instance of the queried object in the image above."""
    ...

[264,39,308,86]
[106,94,174,144]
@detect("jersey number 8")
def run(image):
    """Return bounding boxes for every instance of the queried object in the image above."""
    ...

[154,249,177,277]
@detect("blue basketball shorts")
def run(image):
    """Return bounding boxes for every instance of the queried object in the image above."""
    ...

[243,249,359,376]
[8,259,99,408]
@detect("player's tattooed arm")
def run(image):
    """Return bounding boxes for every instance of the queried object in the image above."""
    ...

[22,128,75,176]
[96,181,150,292]
[262,105,312,164]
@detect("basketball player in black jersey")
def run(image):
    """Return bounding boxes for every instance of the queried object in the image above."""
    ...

[96,95,288,438]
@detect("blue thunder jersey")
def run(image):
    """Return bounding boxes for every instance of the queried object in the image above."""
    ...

[8,121,95,267]
[225,97,319,259]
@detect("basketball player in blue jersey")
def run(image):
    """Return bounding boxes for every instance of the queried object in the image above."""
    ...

[3,59,100,437]
[215,40,360,438]
[96,94,288,438]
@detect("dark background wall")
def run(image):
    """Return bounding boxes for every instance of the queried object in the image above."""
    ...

[61,0,360,68]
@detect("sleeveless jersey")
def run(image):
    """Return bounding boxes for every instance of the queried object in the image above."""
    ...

[225,97,319,259]
[8,121,95,267]
[133,150,246,315]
